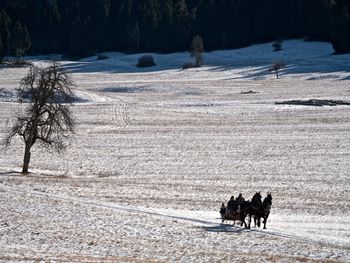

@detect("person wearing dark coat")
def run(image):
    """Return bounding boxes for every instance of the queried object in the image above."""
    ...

[220,202,226,215]
[227,196,238,215]
[236,193,245,205]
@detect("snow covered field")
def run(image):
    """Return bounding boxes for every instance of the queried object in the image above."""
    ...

[0,40,349,262]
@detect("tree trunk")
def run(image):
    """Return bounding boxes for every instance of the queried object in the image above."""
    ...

[22,124,36,174]
[22,141,32,174]
[135,21,140,52]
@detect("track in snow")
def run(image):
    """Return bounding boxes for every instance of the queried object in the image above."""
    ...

[1,182,348,251]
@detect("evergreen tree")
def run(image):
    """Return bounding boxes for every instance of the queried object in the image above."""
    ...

[10,20,31,61]
[162,0,175,51]
[330,1,350,53]
[0,10,11,58]
[173,0,191,50]
[44,0,62,52]
[0,34,4,62]
[0,0,349,54]
[69,16,84,55]
[139,0,161,50]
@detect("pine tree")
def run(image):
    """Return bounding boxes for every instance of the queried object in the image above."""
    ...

[68,16,86,56]
[44,0,62,52]
[173,0,191,50]
[10,20,31,61]
[0,34,4,62]
[331,2,350,53]
[0,10,11,58]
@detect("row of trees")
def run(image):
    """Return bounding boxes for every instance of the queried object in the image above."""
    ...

[0,0,349,57]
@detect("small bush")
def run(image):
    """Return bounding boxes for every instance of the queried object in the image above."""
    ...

[182,62,195,69]
[13,61,34,67]
[97,54,109,60]
[272,40,283,52]
[136,55,156,68]
[0,61,33,68]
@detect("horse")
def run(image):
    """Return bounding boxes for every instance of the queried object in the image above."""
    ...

[246,192,273,229]
[260,192,273,229]
[246,192,262,229]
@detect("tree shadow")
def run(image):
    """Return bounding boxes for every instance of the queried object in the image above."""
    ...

[55,49,350,80]
[208,64,273,80]
[60,54,188,74]
[101,86,151,94]
[0,171,21,176]
[69,95,90,103]
[341,75,350,80]
[211,61,350,80]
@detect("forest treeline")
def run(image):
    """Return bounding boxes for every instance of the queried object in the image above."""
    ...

[0,0,350,59]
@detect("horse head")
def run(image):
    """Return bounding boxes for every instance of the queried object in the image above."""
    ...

[263,192,273,210]
[266,192,273,202]
[252,192,262,202]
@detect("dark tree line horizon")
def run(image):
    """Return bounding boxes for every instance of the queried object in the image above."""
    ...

[0,0,350,59]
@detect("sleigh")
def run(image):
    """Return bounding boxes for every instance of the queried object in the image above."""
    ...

[219,192,273,229]
[220,206,247,227]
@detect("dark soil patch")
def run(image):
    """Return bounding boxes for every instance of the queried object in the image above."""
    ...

[240,90,258,95]
[276,99,350,107]
[102,87,149,93]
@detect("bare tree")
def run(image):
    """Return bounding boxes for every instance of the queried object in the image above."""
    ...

[6,62,75,173]
[191,35,204,67]
[269,61,286,79]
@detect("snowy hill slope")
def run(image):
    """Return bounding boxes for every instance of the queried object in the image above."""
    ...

[0,40,349,262]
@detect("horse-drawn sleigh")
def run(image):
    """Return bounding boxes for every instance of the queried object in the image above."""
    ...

[220,192,273,229]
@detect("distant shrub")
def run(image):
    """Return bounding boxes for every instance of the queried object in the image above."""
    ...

[97,54,109,60]
[269,61,286,79]
[13,61,34,67]
[136,55,156,68]
[272,40,283,52]
[0,60,33,68]
[182,62,195,69]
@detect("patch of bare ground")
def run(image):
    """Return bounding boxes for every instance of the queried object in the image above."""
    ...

[262,254,339,263]
[0,255,162,263]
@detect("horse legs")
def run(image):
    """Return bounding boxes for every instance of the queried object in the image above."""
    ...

[254,216,261,228]
[263,215,269,229]
[240,212,247,228]
[241,217,248,229]
[263,212,270,229]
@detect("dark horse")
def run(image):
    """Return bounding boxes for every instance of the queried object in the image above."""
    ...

[247,192,262,229]
[260,192,273,229]
[247,192,273,229]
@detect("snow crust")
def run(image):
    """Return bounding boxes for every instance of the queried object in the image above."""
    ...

[0,40,349,262]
